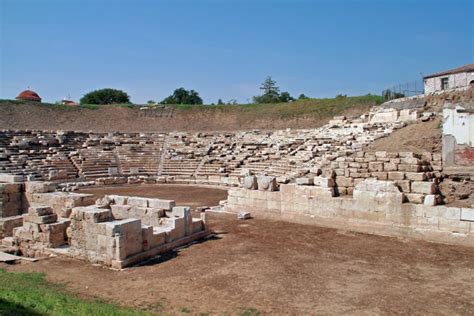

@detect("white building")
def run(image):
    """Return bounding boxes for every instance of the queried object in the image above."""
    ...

[424,63,474,94]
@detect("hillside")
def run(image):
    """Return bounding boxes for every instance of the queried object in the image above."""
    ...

[0,95,382,132]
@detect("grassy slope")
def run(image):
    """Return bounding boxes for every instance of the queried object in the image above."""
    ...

[172,94,383,119]
[0,95,382,118]
[0,269,149,316]
[0,95,382,132]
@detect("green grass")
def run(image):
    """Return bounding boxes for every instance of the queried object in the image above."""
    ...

[0,94,382,122]
[0,269,149,316]
[171,94,383,120]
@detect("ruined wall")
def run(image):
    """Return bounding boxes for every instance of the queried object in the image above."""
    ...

[442,102,474,174]
[327,151,441,204]
[225,180,474,246]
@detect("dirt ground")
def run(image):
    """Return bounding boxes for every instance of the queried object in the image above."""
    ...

[367,117,442,153]
[77,184,228,209]
[3,211,474,315]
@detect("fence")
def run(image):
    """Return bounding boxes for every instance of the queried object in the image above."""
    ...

[382,80,424,101]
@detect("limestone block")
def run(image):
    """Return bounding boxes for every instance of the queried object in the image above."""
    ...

[148,198,176,211]
[257,176,277,191]
[0,215,23,237]
[335,176,354,187]
[398,164,421,172]
[127,197,148,207]
[405,172,427,181]
[97,234,117,259]
[384,162,398,171]
[242,176,258,190]
[109,195,128,205]
[25,181,56,194]
[114,219,143,259]
[393,180,411,193]
[460,208,474,222]
[191,218,204,234]
[368,162,384,172]
[296,177,313,186]
[0,183,22,194]
[168,216,186,241]
[411,181,436,194]
[387,172,405,180]
[276,176,290,184]
[0,174,24,183]
[24,214,58,224]
[400,157,421,165]
[149,230,166,248]
[172,206,192,236]
[354,179,401,193]
[313,176,335,188]
[28,205,53,216]
[423,195,437,206]
[405,193,425,204]
[371,172,388,180]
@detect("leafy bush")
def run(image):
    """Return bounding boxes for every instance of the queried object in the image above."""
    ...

[80,88,130,105]
[161,88,203,105]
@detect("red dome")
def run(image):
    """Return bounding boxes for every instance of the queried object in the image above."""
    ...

[16,90,42,102]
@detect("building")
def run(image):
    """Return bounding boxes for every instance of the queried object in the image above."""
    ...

[16,89,42,102]
[442,101,474,176]
[61,99,79,106]
[424,63,474,94]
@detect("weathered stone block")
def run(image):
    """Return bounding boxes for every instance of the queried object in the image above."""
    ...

[405,193,424,204]
[127,197,149,207]
[242,176,258,190]
[405,172,427,181]
[296,177,313,186]
[460,208,474,222]
[257,176,277,191]
[411,181,436,195]
[148,198,175,211]
[25,181,56,194]
[28,204,53,216]
[313,176,335,188]
[335,176,354,187]
[24,213,58,224]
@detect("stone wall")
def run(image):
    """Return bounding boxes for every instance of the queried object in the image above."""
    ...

[224,179,474,246]
[326,151,442,204]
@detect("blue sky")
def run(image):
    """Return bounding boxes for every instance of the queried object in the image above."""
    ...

[1,0,472,104]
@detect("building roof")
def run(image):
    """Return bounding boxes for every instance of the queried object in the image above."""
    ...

[16,89,42,102]
[424,63,474,79]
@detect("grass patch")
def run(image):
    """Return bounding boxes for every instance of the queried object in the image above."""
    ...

[0,269,148,316]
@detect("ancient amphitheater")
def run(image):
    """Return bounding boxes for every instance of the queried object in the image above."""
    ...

[0,88,473,313]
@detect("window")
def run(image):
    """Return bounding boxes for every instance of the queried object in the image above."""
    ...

[441,77,449,90]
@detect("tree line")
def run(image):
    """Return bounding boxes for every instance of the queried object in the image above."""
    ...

[79,76,309,105]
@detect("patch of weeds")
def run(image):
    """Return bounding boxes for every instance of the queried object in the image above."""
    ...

[240,307,261,316]
[181,307,191,313]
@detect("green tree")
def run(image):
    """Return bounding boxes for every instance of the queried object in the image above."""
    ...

[298,93,309,100]
[217,98,224,105]
[279,91,294,102]
[147,100,156,105]
[253,76,280,103]
[80,88,130,105]
[253,76,294,104]
[161,88,203,105]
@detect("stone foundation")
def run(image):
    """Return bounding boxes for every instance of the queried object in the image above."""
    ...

[224,180,474,247]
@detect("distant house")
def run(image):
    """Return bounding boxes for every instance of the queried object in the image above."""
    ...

[16,89,42,102]
[61,99,79,106]
[424,63,474,94]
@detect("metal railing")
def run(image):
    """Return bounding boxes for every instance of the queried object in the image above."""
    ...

[382,80,424,101]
